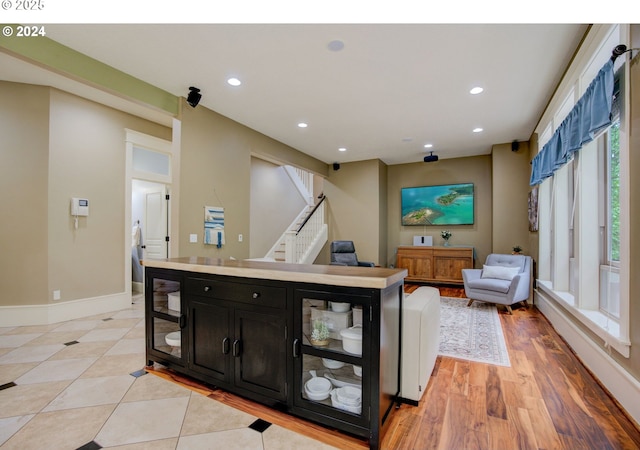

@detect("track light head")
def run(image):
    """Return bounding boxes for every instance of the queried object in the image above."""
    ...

[187,86,201,108]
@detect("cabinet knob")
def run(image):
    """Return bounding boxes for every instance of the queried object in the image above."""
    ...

[203,286,211,292]
[252,292,260,299]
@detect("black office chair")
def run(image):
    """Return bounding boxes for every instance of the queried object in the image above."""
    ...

[330,241,375,267]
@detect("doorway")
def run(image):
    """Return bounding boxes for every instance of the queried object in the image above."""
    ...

[131,180,169,292]
[125,129,175,296]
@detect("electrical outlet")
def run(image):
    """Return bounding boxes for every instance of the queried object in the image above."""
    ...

[238,234,243,242]
[53,290,61,301]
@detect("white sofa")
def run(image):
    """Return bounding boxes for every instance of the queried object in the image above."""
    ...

[400,286,440,404]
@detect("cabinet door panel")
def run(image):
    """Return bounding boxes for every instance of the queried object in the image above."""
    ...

[235,309,287,401]
[189,299,231,382]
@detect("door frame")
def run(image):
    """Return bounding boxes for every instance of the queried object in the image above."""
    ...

[125,125,180,296]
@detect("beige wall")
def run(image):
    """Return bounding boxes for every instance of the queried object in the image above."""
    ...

[0,82,50,306]
[177,99,327,260]
[387,155,493,268]
[250,157,307,258]
[320,160,385,266]
[0,82,171,307]
[491,141,532,255]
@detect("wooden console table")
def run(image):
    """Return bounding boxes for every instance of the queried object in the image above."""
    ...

[396,246,474,284]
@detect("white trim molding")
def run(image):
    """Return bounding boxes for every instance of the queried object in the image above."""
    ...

[0,292,132,327]
[535,287,640,425]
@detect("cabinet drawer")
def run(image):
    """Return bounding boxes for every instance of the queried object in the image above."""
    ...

[185,277,286,309]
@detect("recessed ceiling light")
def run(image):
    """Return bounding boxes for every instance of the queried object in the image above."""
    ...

[328,40,345,52]
[297,122,308,128]
[402,137,413,143]
[470,86,484,95]
[227,77,241,86]
[338,147,347,152]
[424,144,433,148]
[473,127,483,133]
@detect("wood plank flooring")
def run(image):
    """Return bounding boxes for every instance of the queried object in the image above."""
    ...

[152,285,640,449]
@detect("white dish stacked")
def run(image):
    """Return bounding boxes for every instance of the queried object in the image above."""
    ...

[304,375,332,401]
[330,385,362,414]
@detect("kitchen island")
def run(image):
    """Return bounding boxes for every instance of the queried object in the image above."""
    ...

[144,257,406,449]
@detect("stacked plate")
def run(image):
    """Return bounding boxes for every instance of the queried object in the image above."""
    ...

[330,385,362,414]
[304,376,332,401]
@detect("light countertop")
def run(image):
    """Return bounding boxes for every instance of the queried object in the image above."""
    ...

[143,257,407,289]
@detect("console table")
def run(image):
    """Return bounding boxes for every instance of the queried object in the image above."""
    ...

[143,257,407,449]
[396,246,474,284]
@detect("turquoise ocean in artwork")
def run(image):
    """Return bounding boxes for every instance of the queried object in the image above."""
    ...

[401,184,474,225]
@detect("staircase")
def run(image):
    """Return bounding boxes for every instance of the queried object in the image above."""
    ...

[265,167,327,264]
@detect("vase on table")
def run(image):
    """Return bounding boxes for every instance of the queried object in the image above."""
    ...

[443,239,450,247]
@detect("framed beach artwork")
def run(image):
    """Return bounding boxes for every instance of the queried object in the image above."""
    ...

[401,183,474,226]
[204,206,225,247]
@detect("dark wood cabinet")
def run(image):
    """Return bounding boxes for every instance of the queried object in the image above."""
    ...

[144,259,406,450]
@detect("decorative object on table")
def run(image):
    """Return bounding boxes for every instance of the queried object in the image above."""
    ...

[340,324,363,355]
[204,206,225,247]
[441,230,452,246]
[512,245,523,254]
[310,319,330,346]
[438,296,511,367]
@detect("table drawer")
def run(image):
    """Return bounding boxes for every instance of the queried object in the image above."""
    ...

[185,277,286,309]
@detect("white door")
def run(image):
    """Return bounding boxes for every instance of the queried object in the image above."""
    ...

[144,185,168,260]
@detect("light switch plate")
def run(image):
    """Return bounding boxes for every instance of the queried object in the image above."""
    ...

[189,234,198,243]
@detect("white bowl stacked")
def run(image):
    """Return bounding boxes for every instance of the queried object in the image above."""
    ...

[304,376,332,401]
[330,386,362,414]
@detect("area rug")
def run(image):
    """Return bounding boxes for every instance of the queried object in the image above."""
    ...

[438,297,511,367]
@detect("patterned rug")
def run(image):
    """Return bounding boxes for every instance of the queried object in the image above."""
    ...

[438,297,511,367]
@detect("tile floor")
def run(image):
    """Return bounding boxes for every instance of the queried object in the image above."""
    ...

[0,295,336,450]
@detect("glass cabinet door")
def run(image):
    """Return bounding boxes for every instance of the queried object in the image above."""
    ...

[146,271,184,364]
[295,290,370,420]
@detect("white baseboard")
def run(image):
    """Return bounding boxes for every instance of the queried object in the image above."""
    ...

[132,281,144,294]
[535,289,640,426]
[0,292,133,327]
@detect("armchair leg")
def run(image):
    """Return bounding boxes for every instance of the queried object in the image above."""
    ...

[467,299,474,307]
[521,300,529,309]
[505,305,513,315]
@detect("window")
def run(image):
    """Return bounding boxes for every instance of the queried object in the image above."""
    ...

[599,119,620,319]
[533,24,629,357]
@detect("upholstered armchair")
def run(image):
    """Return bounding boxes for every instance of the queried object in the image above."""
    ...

[462,253,532,314]
[330,241,375,267]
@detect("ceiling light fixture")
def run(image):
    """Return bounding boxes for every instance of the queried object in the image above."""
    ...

[338,147,347,152]
[473,127,483,133]
[328,40,345,52]
[227,77,241,86]
[186,86,201,108]
[470,86,484,94]
[424,144,433,148]
[297,122,308,128]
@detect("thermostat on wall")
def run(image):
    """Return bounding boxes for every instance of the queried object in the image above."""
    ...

[71,197,89,216]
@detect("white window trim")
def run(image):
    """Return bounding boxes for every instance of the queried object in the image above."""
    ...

[537,281,629,357]
[533,24,631,358]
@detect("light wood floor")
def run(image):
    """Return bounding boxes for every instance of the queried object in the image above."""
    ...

[154,285,640,449]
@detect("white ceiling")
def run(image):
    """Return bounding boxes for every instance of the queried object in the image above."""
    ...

[2,24,588,165]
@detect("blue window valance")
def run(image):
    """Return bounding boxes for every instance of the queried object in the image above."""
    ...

[530,59,615,186]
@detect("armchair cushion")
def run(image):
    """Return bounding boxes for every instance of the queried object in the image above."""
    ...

[467,276,511,294]
[481,265,520,281]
